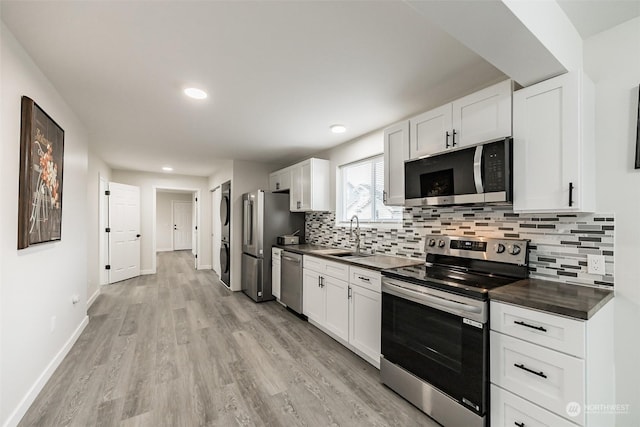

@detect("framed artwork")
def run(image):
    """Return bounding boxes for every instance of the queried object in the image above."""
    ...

[18,96,65,249]
[636,84,640,169]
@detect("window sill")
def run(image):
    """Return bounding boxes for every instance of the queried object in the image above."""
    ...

[334,221,403,231]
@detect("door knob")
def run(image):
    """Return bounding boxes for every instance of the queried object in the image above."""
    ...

[136,234,141,238]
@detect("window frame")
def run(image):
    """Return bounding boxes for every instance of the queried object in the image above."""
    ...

[335,154,402,229]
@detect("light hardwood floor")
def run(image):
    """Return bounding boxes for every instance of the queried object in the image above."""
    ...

[19,251,439,427]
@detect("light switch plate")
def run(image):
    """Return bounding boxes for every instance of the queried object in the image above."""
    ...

[587,254,606,275]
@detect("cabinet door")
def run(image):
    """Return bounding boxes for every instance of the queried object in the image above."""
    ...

[409,104,452,159]
[349,284,381,367]
[324,276,349,342]
[299,161,312,210]
[269,172,280,192]
[303,269,324,323]
[278,169,291,192]
[452,79,512,147]
[271,259,281,299]
[290,165,302,211]
[383,121,409,206]
[513,73,583,212]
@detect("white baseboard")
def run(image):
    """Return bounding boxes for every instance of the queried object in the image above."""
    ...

[156,247,173,252]
[140,269,154,275]
[3,316,89,427]
[87,287,101,308]
[198,264,212,270]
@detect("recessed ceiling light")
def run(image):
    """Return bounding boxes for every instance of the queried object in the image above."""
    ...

[162,166,173,172]
[330,124,346,134]
[184,87,207,100]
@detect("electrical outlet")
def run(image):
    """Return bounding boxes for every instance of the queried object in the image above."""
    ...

[50,315,56,333]
[587,254,606,275]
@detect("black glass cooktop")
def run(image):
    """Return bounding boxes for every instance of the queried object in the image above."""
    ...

[382,263,520,300]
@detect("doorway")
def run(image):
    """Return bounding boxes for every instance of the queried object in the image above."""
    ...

[153,187,200,272]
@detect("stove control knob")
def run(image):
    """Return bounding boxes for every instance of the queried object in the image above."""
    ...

[428,238,436,247]
[495,243,506,254]
[438,239,446,248]
[509,244,522,255]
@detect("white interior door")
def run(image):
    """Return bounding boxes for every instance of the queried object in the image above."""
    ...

[108,182,141,283]
[212,188,221,275]
[173,201,192,250]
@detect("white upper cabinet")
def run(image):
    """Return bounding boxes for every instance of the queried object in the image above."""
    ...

[513,71,595,213]
[409,104,453,158]
[289,158,330,212]
[269,168,291,192]
[270,158,330,211]
[383,121,410,206]
[408,79,512,159]
[452,79,512,147]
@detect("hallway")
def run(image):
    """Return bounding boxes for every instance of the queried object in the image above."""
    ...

[19,252,435,426]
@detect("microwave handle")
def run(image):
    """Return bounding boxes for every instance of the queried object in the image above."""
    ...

[473,145,484,194]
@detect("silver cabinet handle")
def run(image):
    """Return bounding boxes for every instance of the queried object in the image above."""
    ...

[348,286,352,299]
[358,276,370,282]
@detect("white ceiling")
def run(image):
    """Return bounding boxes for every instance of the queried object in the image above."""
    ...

[2,1,638,177]
[557,0,640,39]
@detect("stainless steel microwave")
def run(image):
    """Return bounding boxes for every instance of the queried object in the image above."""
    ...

[404,138,512,206]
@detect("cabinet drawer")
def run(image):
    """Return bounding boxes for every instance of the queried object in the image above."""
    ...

[491,385,578,427]
[303,256,349,281]
[304,256,324,273]
[491,332,585,425]
[324,260,349,281]
[350,266,381,293]
[272,247,282,260]
[490,301,585,358]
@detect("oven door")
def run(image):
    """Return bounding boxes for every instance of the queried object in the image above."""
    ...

[381,278,488,415]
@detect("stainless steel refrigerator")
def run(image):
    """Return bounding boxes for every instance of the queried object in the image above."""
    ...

[241,190,305,302]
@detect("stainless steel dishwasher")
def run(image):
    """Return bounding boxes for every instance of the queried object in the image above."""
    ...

[280,251,303,314]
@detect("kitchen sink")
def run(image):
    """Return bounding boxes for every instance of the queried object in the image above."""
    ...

[330,252,373,259]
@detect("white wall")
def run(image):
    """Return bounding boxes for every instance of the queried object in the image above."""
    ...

[1,23,89,427]
[110,170,211,273]
[585,17,640,426]
[86,149,111,304]
[313,129,385,212]
[156,192,193,251]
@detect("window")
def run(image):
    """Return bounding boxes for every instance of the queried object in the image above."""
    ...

[339,155,402,224]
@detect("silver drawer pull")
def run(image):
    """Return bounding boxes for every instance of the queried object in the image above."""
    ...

[514,363,547,379]
[514,320,547,332]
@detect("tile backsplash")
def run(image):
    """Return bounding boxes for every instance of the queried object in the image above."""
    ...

[305,206,615,288]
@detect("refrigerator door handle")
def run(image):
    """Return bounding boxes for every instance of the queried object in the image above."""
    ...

[243,199,249,246]
[248,200,253,246]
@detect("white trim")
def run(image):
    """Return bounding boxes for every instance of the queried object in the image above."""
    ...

[98,175,109,286]
[198,264,212,270]
[141,269,155,275]
[87,288,101,308]
[156,247,173,252]
[3,316,89,427]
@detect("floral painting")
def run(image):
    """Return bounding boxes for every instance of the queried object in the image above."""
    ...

[18,96,65,249]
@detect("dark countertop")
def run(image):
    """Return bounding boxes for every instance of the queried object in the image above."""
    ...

[274,244,423,271]
[489,278,614,320]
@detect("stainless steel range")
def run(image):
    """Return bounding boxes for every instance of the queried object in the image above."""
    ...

[380,234,529,427]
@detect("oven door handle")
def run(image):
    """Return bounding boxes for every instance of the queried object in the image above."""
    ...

[382,282,482,316]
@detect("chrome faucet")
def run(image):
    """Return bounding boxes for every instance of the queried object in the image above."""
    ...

[349,215,361,254]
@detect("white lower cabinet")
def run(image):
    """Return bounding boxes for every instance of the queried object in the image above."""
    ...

[303,256,349,342]
[490,300,615,427]
[490,332,585,420]
[349,283,381,367]
[271,248,281,299]
[302,256,381,367]
[491,385,577,427]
